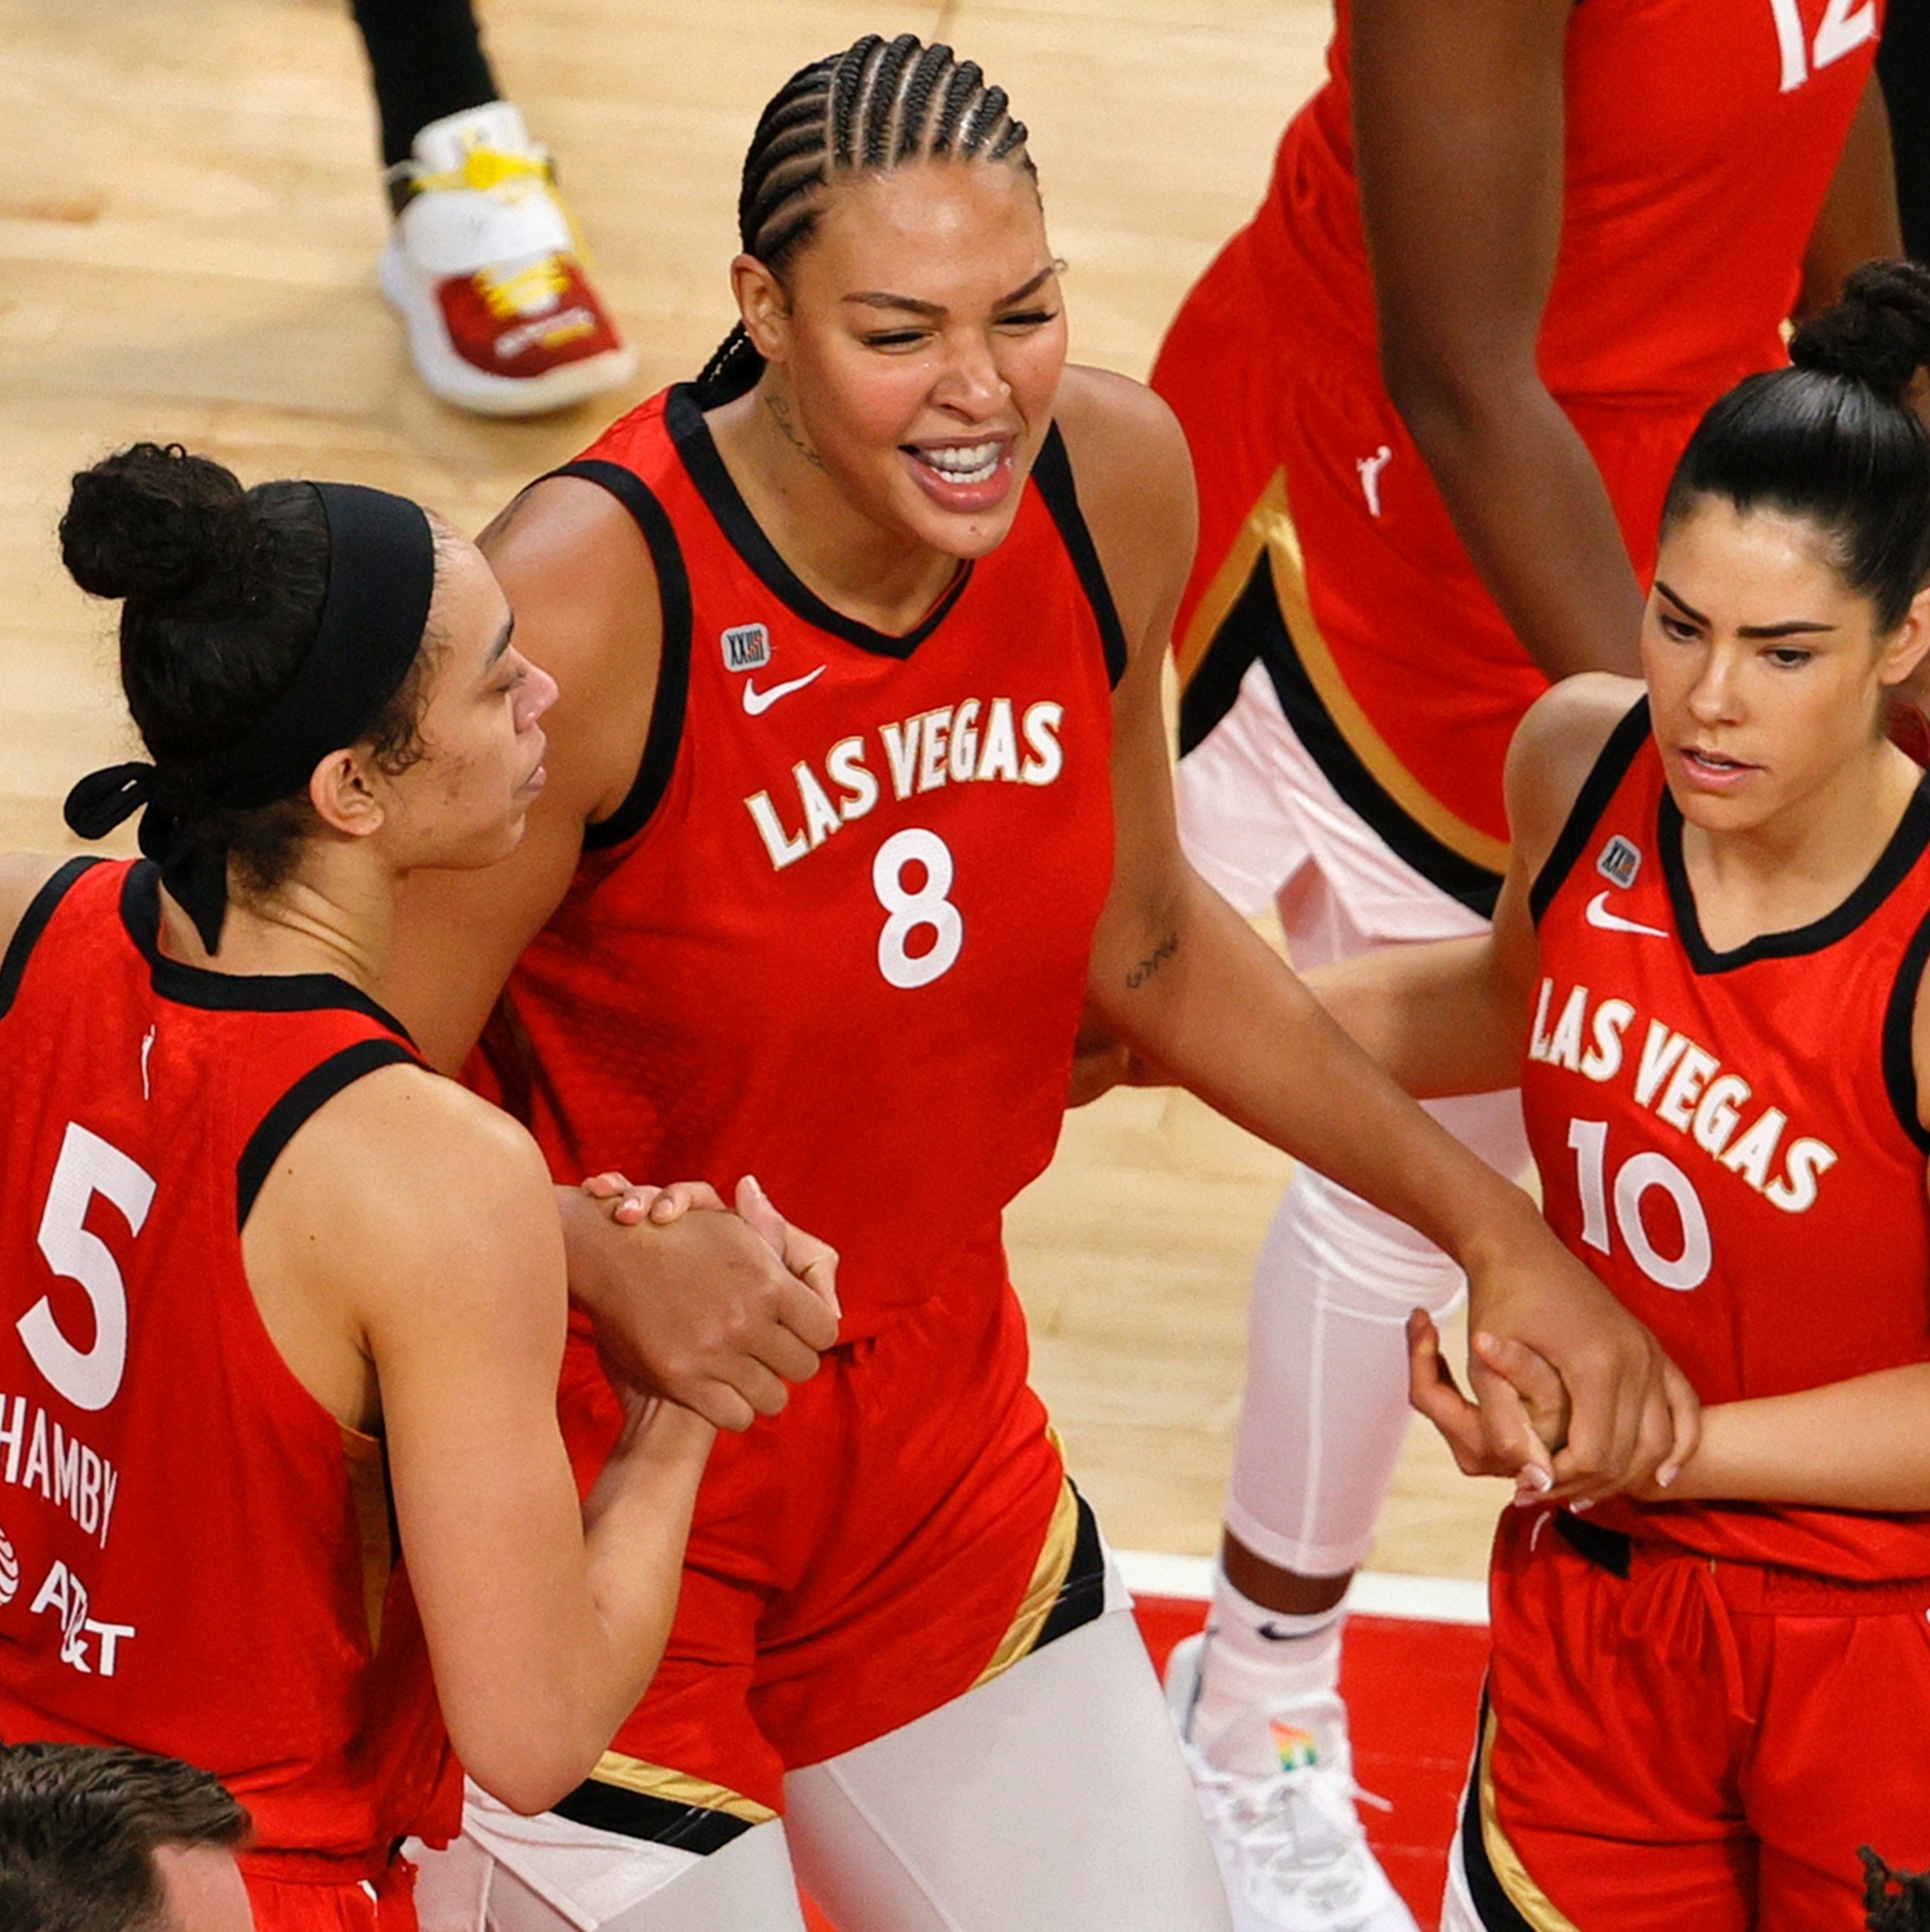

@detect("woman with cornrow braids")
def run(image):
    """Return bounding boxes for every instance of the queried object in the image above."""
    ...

[382,36,1691,1931]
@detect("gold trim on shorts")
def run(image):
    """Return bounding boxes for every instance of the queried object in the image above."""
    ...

[589,1750,779,1827]
[1476,1705,1581,1932]
[971,1432,1083,1691]
[1179,468,1510,877]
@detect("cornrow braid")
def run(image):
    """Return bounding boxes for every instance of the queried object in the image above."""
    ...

[693,33,1036,407]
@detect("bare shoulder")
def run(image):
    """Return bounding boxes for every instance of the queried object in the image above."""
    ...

[1504,672,1645,868]
[256,1061,560,1292]
[1049,366,1197,655]
[0,855,75,958]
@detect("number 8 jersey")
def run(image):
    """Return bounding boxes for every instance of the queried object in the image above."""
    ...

[489,385,1124,1341]
[1524,698,1930,1581]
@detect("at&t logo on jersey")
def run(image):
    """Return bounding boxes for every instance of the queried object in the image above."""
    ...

[1596,835,1641,890]
[722,623,772,672]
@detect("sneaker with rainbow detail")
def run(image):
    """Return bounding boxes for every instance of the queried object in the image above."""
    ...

[380,102,636,416]
[1165,1633,1419,1932]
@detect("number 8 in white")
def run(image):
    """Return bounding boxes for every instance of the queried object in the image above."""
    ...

[23,1122,155,1412]
[873,828,963,990]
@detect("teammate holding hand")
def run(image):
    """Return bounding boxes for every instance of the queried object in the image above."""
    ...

[0,445,737,1929]
[1320,265,1930,1929]
[380,36,1693,1930]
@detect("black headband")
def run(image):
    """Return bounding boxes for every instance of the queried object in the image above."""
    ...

[63,481,437,953]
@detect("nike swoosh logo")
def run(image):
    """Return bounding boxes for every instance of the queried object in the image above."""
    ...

[1584,890,1669,938]
[742,666,826,715]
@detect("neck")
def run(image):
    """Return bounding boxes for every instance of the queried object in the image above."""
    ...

[707,381,963,633]
[1680,734,1921,939]
[157,846,398,993]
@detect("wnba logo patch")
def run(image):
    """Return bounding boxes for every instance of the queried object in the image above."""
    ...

[0,1524,19,1605]
[1597,835,1641,889]
[722,624,771,672]
[1268,1718,1318,1771]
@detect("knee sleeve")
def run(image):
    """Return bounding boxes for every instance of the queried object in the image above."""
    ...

[783,1604,1233,1932]
[1225,1093,1522,1578]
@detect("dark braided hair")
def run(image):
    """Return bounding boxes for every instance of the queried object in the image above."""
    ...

[1863,1847,1930,1930]
[694,34,1035,407]
[1662,260,1930,633]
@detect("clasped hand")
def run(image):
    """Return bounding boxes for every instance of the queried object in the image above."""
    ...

[564,1172,840,1434]
[1407,1234,1700,1509]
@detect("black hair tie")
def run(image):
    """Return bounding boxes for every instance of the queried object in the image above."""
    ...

[63,762,154,840]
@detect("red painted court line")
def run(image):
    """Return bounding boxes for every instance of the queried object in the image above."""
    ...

[801,1593,1488,1930]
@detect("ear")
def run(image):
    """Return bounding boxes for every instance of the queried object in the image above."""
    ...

[731,254,793,367]
[306,747,385,840]
[1879,582,1930,690]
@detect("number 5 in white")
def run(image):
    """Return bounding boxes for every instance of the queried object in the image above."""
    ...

[23,1123,155,1412]
[1769,0,1876,92]
[873,828,964,990]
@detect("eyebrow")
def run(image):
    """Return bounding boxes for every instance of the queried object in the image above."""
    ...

[482,613,515,672]
[1654,580,1836,638]
[840,264,1060,319]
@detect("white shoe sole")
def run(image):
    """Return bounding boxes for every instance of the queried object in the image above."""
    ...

[380,238,636,417]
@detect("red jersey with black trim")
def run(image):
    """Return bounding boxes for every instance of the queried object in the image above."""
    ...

[1197,0,1880,843]
[486,386,1124,1342]
[1522,700,1930,1581]
[0,859,459,1881]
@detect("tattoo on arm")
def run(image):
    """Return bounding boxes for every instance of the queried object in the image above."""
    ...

[1125,931,1178,990]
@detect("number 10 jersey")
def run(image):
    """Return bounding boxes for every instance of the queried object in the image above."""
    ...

[491,386,1126,1341]
[1523,699,1930,1581]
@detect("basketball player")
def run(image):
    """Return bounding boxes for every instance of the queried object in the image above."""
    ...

[1321,264,1930,1929]
[380,37,1695,1932]
[0,443,737,1930]
[1129,6,1903,1921]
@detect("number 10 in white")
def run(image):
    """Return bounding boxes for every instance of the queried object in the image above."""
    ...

[1567,1119,1711,1293]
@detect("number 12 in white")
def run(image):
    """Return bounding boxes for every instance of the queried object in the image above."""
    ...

[1767,0,1876,93]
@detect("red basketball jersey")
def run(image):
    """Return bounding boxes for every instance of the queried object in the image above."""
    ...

[1523,702,1930,1580]
[0,860,460,1881]
[484,387,1124,1342]
[1266,0,1879,405]
[1180,0,1880,846]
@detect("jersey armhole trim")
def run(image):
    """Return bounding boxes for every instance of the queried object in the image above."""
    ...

[1029,424,1130,690]
[1881,903,1930,1155]
[1528,695,1651,926]
[237,1038,424,1231]
[550,459,694,853]
[0,857,104,1021]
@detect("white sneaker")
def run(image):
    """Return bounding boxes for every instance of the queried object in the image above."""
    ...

[380,102,637,416]
[1165,1634,1419,1932]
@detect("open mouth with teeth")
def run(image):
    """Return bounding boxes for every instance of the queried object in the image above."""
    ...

[902,437,1016,510]
[1681,746,1756,780]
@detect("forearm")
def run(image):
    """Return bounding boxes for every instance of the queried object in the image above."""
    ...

[1394,373,1643,681]
[1093,877,1541,1269]
[1667,1363,1930,1512]
[1304,936,1522,1098]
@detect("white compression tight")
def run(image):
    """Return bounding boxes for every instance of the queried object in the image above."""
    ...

[1175,664,1530,1578]
[413,1599,1233,1932]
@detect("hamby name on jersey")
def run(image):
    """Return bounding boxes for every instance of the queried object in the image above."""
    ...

[745,696,1067,874]
[0,1393,120,1549]
[1528,977,1839,1213]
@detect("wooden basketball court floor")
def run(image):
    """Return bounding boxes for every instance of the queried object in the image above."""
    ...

[6,2,1515,1917]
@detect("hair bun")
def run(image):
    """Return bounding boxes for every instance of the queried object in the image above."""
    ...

[59,443,255,607]
[1789,259,1930,405]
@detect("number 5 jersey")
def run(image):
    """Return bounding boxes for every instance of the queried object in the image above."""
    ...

[1523,698,1930,1581]
[0,859,459,1882]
